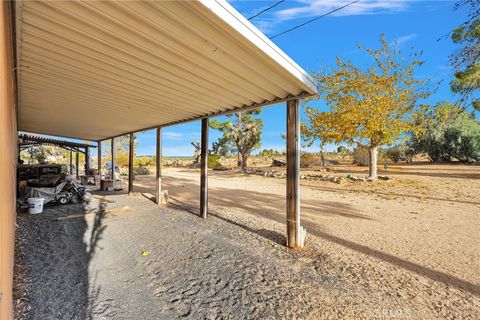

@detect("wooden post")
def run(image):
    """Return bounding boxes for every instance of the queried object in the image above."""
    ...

[155,127,162,205]
[111,138,115,190]
[286,99,304,248]
[85,146,90,174]
[97,141,102,179]
[200,118,208,218]
[69,150,73,175]
[0,3,18,316]
[128,133,134,194]
[75,151,79,179]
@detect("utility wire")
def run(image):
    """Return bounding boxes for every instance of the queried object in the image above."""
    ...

[269,0,360,39]
[248,0,285,20]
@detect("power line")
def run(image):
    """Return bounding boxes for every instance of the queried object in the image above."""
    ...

[248,0,285,20]
[269,0,360,39]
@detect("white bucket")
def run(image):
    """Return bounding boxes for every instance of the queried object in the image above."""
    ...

[27,197,45,214]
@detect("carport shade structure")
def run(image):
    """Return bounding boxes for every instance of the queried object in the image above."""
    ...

[13,0,318,249]
[18,133,97,176]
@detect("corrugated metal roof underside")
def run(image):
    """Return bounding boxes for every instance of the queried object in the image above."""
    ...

[15,0,317,141]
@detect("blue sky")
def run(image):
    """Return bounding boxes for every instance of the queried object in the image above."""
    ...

[48,1,475,156]
[131,0,472,156]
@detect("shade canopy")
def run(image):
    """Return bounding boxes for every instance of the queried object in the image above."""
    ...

[15,0,317,141]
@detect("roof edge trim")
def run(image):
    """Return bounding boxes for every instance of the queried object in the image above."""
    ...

[199,0,318,95]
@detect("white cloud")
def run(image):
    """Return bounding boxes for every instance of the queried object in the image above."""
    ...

[394,33,418,46]
[163,131,200,141]
[163,131,184,138]
[275,0,410,21]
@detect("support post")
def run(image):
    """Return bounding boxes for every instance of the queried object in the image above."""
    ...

[128,133,134,194]
[155,127,162,205]
[85,147,90,174]
[111,138,115,190]
[0,3,18,316]
[69,150,73,175]
[97,141,102,179]
[286,99,304,248]
[75,151,79,180]
[200,118,209,218]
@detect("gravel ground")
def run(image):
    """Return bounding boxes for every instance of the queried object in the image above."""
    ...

[14,191,480,319]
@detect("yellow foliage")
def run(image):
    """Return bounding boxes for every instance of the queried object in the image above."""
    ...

[303,35,431,149]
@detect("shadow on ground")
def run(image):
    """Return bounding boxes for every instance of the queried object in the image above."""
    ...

[136,174,480,296]
[14,195,111,319]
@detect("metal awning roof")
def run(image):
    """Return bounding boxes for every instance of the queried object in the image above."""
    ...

[14,0,317,141]
[18,133,96,152]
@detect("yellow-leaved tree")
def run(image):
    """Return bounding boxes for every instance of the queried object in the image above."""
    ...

[303,35,431,179]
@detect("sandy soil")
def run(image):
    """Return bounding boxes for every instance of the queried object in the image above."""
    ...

[134,164,480,289]
[14,163,480,319]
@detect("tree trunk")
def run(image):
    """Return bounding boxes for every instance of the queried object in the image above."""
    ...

[237,112,242,167]
[368,146,378,179]
[240,154,247,172]
[320,148,325,166]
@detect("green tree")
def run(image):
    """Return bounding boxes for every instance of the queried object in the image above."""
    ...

[104,135,136,167]
[191,141,201,164]
[258,149,282,157]
[210,136,232,157]
[336,146,351,160]
[210,110,263,172]
[410,102,480,162]
[303,35,431,179]
[450,1,480,111]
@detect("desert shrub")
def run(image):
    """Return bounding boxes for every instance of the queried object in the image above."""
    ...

[384,143,409,163]
[443,126,480,162]
[259,149,283,157]
[135,156,156,167]
[410,104,480,162]
[353,147,369,166]
[208,155,222,169]
[300,152,318,168]
[134,166,150,175]
[119,167,128,176]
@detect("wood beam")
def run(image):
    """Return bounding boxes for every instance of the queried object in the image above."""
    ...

[286,99,305,248]
[128,133,134,194]
[75,151,79,179]
[200,118,209,218]
[0,3,16,316]
[97,141,102,179]
[85,146,90,174]
[155,127,162,205]
[111,138,115,190]
[69,150,73,175]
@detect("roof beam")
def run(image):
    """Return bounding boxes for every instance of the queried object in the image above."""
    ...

[99,92,313,142]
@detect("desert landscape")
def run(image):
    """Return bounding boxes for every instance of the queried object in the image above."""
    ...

[14,159,480,319]
[134,160,480,288]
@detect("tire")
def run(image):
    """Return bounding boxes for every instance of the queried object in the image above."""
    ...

[58,196,69,205]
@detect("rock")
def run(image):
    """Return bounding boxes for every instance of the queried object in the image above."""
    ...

[378,176,392,181]
[272,159,286,167]
[326,175,336,182]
